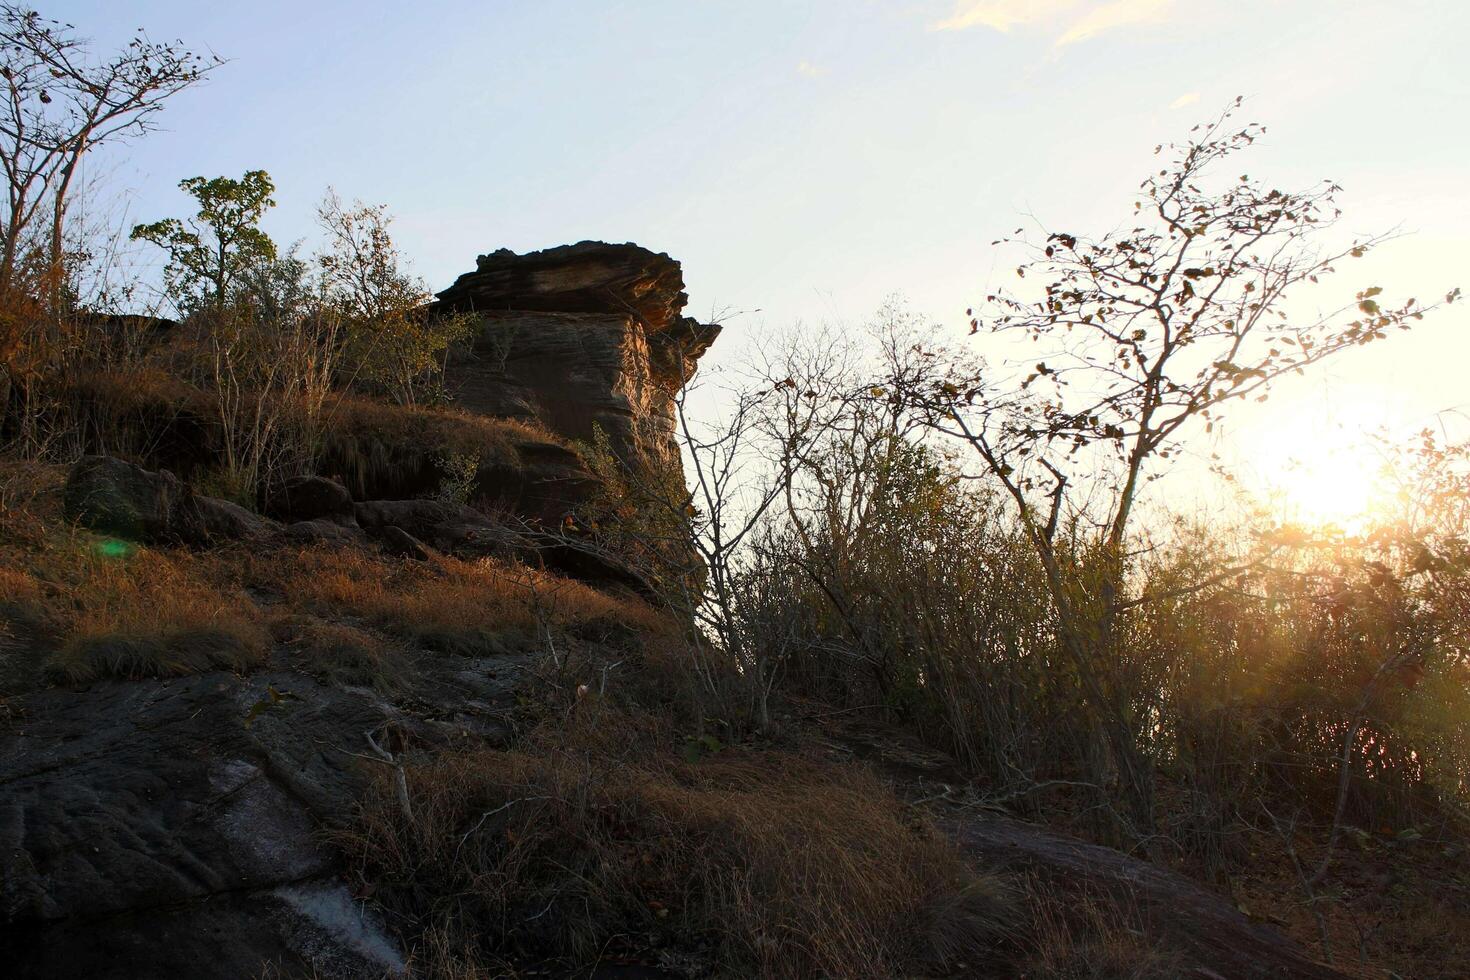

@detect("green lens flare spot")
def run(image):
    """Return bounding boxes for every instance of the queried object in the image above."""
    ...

[94,538,135,560]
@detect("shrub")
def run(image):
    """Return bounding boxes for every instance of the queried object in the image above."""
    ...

[339,707,1011,978]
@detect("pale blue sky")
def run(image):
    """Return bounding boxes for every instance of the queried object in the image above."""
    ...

[52,0,1470,509]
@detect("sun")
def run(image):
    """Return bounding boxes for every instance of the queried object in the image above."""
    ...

[1252,407,1389,529]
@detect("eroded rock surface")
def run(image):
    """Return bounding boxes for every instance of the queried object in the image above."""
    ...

[436,242,720,472]
[0,641,536,977]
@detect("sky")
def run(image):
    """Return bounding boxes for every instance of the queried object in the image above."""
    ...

[50,0,1470,515]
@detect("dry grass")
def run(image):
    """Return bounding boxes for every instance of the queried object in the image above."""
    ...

[254,545,669,656]
[337,703,1014,979]
[314,393,562,499]
[1,456,663,688]
[269,613,406,691]
[2,459,266,684]
[1021,881,1183,979]
[33,543,266,684]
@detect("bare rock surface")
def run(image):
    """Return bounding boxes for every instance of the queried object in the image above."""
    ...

[0,637,537,977]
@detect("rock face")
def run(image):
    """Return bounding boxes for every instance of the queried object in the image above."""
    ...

[0,643,535,977]
[435,242,721,474]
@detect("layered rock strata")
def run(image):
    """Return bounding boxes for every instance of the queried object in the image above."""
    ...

[435,241,721,474]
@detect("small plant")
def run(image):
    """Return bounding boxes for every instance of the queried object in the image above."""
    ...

[433,449,479,506]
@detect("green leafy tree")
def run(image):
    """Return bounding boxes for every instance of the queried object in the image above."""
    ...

[131,170,277,316]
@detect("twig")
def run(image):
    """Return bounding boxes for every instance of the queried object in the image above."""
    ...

[453,795,553,863]
[364,728,413,827]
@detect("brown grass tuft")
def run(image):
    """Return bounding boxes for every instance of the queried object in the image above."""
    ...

[256,545,670,655]
[270,613,406,691]
[39,545,267,684]
[1020,880,1183,979]
[337,705,1011,979]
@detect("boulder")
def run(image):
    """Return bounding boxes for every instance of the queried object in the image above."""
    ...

[265,475,356,526]
[377,525,434,562]
[280,519,365,548]
[946,814,1350,979]
[64,455,273,546]
[354,499,526,560]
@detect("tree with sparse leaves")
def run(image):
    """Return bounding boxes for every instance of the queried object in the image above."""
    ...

[317,191,469,406]
[0,5,219,297]
[890,98,1460,839]
[0,4,217,432]
[130,170,277,317]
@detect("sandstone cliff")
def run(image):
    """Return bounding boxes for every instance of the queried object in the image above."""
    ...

[435,241,721,475]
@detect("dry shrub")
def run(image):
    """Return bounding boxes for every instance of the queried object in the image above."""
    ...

[339,709,1011,979]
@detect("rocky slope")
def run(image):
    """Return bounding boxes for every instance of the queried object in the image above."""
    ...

[0,243,1350,979]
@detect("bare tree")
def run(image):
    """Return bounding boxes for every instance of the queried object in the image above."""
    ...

[0,5,219,305]
[891,99,1458,839]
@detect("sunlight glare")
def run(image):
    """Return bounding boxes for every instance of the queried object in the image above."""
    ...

[1253,406,1389,529]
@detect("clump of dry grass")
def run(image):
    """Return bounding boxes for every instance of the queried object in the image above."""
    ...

[1020,881,1183,979]
[337,702,1014,979]
[270,613,406,691]
[0,566,44,609]
[39,545,268,684]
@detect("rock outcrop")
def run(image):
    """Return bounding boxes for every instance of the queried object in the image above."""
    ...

[435,242,721,474]
[64,454,274,546]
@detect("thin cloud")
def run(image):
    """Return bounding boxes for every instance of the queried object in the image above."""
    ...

[932,0,1077,33]
[1169,91,1201,109]
[796,60,826,78]
[932,0,1177,48]
[1054,0,1175,47]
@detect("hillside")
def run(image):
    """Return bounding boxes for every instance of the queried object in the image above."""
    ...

[6,242,1464,979]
